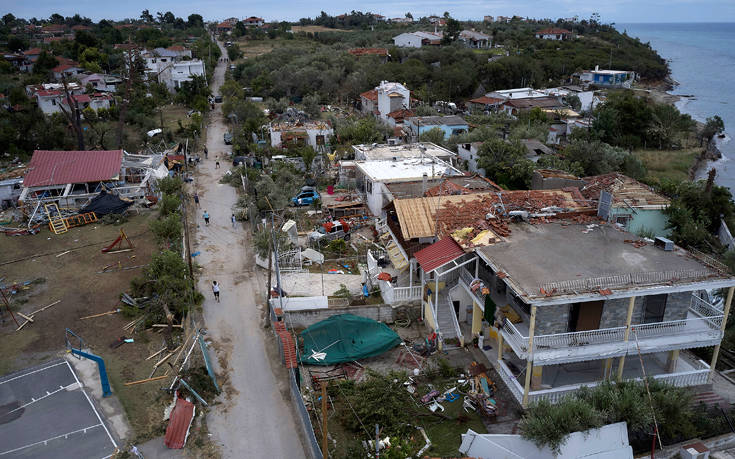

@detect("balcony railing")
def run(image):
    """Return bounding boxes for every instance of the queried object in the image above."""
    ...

[459,267,488,306]
[496,357,711,405]
[378,280,422,305]
[501,300,723,356]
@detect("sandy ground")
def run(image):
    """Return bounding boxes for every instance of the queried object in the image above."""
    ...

[195,40,306,459]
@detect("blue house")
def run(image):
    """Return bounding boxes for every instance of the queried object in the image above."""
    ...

[405,115,469,141]
[581,66,636,88]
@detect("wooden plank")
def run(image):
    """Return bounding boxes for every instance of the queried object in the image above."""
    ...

[16,320,31,331]
[151,324,183,328]
[146,347,167,361]
[17,312,34,323]
[154,346,181,368]
[123,375,168,386]
[29,300,60,316]
[80,309,120,320]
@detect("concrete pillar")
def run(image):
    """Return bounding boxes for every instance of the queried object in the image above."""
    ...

[666,350,680,373]
[472,302,483,335]
[522,305,537,408]
[475,257,479,278]
[616,296,637,382]
[710,286,735,382]
[409,259,414,289]
[531,365,543,390]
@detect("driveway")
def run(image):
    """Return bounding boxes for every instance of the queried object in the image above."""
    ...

[195,40,306,459]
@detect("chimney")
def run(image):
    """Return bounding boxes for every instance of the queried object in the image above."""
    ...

[422,172,428,195]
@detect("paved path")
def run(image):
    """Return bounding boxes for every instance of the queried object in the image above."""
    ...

[196,40,306,459]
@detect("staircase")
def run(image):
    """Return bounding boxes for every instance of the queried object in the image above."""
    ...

[435,291,459,341]
[376,221,408,271]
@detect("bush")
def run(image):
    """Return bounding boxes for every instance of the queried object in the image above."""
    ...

[158,176,184,195]
[159,193,181,217]
[100,213,128,225]
[150,212,182,246]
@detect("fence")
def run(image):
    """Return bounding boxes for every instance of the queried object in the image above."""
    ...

[269,304,322,459]
[541,269,714,296]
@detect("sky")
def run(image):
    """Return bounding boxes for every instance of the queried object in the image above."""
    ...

[2,0,734,23]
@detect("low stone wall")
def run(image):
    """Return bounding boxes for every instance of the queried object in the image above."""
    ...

[284,303,395,328]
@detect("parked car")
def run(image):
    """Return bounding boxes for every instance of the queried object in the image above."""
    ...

[308,219,351,243]
[214,95,223,103]
[232,156,247,166]
[224,132,233,145]
[291,189,320,206]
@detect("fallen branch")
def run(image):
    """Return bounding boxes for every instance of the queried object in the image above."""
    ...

[124,375,168,386]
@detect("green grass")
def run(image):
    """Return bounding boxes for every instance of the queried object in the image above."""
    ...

[423,396,487,456]
[635,148,702,182]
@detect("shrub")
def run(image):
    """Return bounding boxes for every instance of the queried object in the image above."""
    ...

[150,212,182,245]
[158,176,184,195]
[159,193,181,217]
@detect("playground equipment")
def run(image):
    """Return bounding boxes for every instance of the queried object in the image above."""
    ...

[102,228,134,253]
[65,328,112,397]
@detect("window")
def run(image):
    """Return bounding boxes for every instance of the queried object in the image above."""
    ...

[615,215,632,226]
[366,180,373,193]
[643,295,667,323]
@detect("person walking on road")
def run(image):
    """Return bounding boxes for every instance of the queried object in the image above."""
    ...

[203,210,210,226]
[231,213,236,228]
[204,147,208,159]
[193,193,200,207]
[215,161,220,169]
[212,281,220,302]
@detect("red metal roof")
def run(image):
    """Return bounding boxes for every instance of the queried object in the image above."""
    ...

[414,238,465,273]
[469,96,504,105]
[360,89,378,101]
[24,150,123,187]
[164,397,195,449]
[537,28,572,35]
[349,48,388,57]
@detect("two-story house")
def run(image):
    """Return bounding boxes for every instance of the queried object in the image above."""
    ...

[385,190,735,408]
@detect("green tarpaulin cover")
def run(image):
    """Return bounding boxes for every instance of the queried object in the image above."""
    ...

[299,314,401,365]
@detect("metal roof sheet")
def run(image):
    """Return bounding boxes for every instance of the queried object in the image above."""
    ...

[164,397,195,449]
[414,238,465,273]
[23,150,123,188]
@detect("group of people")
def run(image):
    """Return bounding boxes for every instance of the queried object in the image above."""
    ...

[200,210,237,228]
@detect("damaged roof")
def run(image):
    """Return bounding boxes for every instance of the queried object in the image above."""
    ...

[24,150,124,188]
[581,173,670,208]
[476,221,732,302]
[415,238,465,273]
[392,189,589,241]
[424,174,502,196]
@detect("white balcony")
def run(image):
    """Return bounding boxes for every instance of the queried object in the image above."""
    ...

[500,295,723,365]
[497,353,711,405]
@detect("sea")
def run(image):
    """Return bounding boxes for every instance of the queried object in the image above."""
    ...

[615,23,735,191]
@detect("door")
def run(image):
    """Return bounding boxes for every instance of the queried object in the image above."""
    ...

[568,301,604,332]
[643,295,667,323]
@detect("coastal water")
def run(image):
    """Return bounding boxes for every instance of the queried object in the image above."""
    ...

[616,23,735,190]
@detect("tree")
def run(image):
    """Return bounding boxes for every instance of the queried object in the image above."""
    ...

[419,127,446,145]
[49,13,64,24]
[162,12,176,24]
[301,94,321,118]
[476,138,535,188]
[227,43,242,62]
[7,36,26,52]
[187,14,204,28]
[700,115,725,145]
[140,9,154,23]
[442,17,461,44]
[405,12,413,20]
[2,13,16,26]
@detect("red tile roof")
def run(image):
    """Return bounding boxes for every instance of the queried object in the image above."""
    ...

[387,108,414,121]
[414,238,465,273]
[167,45,187,51]
[24,150,123,187]
[35,89,62,97]
[164,397,195,449]
[469,96,504,105]
[360,89,377,101]
[23,48,42,56]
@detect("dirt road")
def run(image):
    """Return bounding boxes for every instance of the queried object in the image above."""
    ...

[195,41,306,459]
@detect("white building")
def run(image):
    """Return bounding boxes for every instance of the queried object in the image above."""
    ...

[535,27,572,40]
[392,31,442,48]
[457,142,485,175]
[169,60,206,89]
[79,73,123,93]
[486,87,549,100]
[459,30,490,48]
[377,81,410,122]
[353,142,456,163]
[269,121,333,152]
[355,156,462,216]
[580,66,636,88]
[137,49,206,91]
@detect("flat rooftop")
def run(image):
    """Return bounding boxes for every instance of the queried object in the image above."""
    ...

[477,222,732,301]
[353,142,456,160]
[356,157,461,183]
[406,115,467,126]
[270,121,332,131]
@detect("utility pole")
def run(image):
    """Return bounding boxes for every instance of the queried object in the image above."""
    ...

[118,49,136,149]
[321,383,328,459]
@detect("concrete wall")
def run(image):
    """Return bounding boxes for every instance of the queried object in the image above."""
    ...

[457,144,485,176]
[535,292,692,334]
[284,303,402,328]
[535,304,570,335]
